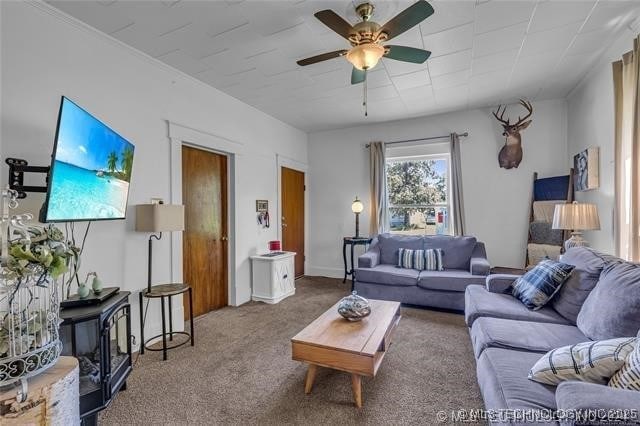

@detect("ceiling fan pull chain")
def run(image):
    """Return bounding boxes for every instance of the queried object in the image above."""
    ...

[363,69,368,117]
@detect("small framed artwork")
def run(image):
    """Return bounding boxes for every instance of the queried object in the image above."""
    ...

[573,147,599,192]
[256,200,268,212]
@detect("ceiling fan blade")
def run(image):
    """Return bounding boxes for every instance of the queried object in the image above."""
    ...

[380,0,435,41]
[384,45,431,63]
[314,10,355,40]
[297,50,348,66]
[351,68,366,85]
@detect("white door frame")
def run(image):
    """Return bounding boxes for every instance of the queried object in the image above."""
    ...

[168,121,244,316]
[276,154,309,276]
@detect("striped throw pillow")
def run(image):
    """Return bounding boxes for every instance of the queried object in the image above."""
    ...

[609,338,640,391]
[512,259,574,310]
[529,337,637,386]
[424,248,444,271]
[398,248,425,270]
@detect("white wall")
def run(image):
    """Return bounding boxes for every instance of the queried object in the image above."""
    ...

[0,2,307,350]
[307,99,569,274]
[567,28,638,256]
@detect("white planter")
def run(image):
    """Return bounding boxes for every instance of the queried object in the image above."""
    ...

[250,252,296,304]
[0,272,62,386]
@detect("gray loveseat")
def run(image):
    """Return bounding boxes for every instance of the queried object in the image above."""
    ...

[465,247,640,425]
[354,233,490,311]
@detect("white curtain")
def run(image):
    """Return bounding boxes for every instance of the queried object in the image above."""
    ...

[450,133,466,236]
[613,35,640,261]
[369,142,389,236]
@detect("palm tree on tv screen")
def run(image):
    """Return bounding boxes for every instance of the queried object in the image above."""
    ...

[121,147,133,181]
[107,151,118,174]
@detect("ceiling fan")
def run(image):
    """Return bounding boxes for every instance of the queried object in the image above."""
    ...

[297,0,434,87]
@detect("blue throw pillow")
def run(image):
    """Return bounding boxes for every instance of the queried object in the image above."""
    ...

[424,248,444,271]
[512,259,575,310]
[398,248,425,270]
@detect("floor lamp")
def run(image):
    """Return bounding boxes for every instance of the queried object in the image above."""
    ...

[135,203,185,293]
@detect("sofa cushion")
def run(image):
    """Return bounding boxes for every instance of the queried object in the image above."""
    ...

[397,248,425,270]
[551,247,610,324]
[511,259,574,310]
[470,317,590,359]
[465,285,571,327]
[529,337,637,386]
[423,235,477,270]
[577,261,640,340]
[354,264,418,286]
[477,348,557,413]
[424,248,444,271]
[378,234,423,265]
[609,336,640,390]
[418,269,484,293]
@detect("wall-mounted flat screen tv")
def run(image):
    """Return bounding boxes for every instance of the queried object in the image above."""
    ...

[43,97,135,222]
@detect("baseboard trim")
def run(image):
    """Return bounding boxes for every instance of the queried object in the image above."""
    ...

[306,265,344,280]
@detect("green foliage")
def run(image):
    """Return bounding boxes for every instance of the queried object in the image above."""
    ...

[121,147,134,181]
[107,151,118,173]
[387,160,446,227]
[5,225,79,281]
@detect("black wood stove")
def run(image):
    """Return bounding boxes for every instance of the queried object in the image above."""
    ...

[60,291,132,425]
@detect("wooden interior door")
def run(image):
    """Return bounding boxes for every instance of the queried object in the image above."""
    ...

[281,167,305,277]
[182,146,228,317]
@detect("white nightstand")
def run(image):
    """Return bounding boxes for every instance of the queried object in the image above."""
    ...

[250,251,296,304]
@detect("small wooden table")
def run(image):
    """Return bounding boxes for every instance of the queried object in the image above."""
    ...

[291,299,401,408]
[139,283,194,361]
[342,236,373,286]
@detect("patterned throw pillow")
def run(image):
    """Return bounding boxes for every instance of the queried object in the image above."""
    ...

[529,338,637,386]
[424,248,444,271]
[398,248,425,270]
[512,259,575,310]
[609,339,640,391]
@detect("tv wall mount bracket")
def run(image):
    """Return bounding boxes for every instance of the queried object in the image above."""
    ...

[6,158,50,199]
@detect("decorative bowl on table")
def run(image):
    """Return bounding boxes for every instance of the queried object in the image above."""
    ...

[337,291,371,321]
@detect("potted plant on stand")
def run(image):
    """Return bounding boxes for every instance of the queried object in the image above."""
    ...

[0,189,79,391]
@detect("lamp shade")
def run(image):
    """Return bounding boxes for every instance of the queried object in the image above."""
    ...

[552,202,600,231]
[345,43,385,71]
[135,204,185,232]
[351,197,364,214]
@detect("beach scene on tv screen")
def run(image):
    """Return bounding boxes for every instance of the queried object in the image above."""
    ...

[47,99,134,221]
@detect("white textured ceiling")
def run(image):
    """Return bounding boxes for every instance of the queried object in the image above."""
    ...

[48,0,640,132]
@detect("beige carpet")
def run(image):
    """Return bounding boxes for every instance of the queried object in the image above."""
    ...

[101,277,483,425]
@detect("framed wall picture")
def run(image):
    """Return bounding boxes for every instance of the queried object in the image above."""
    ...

[256,200,268,212]
[573,147,599,191]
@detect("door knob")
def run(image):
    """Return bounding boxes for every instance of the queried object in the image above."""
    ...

[221,236,228,241]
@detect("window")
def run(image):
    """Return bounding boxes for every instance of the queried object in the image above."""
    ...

[386,155,451,235]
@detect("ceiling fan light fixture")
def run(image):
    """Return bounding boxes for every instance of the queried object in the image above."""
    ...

[346,43,385,70]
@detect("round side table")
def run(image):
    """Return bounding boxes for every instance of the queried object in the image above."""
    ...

[138,283,194,361]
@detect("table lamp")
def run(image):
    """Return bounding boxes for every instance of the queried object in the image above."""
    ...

[135,203,185,293]
[552,202,600,251]
[351,196,364,238]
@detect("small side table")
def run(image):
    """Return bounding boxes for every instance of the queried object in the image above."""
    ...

[139,283,194,361]
[343,237,373,286]
[250,251,296,304]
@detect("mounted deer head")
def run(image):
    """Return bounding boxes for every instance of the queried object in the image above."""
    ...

[493,99,533,169]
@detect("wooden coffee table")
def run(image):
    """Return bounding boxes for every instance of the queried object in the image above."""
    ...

[291,299,401,407]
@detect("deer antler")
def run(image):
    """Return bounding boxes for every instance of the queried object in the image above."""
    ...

[492,105,510,126]
[514,99,533,126]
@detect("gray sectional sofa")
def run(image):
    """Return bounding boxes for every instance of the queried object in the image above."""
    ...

[465,247,640,425]
[354,233,490,311]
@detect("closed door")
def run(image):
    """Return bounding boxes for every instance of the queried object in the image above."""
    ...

[281,167,305,277]
[182,146,228,317]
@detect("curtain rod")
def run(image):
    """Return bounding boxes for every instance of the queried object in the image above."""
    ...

[364,132,469,148]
